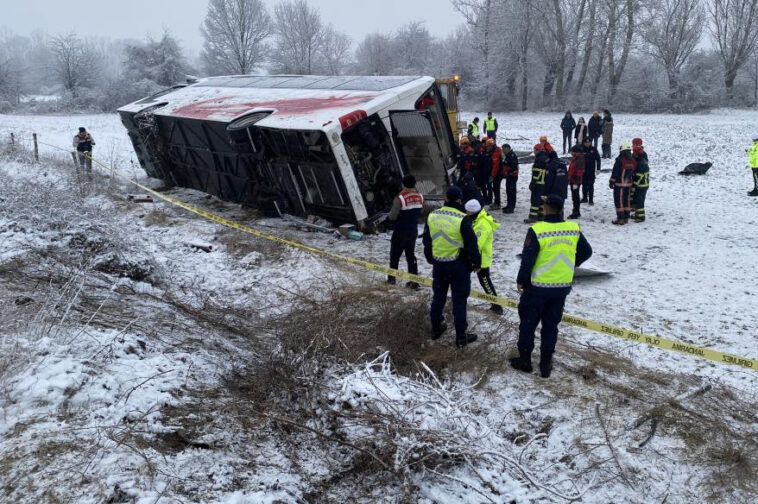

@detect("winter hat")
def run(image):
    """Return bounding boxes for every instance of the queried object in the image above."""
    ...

[632,138,643,146]
[539,135,548,142]
[464,199,482,214]
[446,185,463,201]
[545,194,564,208]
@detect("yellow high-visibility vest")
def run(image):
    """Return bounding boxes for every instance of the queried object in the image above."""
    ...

[530,221,581,288]
[749,141,758,168]
[485,117,496,132]
[428,207,466,262]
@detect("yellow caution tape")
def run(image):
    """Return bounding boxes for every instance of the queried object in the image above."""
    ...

[35,142,758,371]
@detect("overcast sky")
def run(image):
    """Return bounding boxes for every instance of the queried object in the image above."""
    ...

[1,0,463,56]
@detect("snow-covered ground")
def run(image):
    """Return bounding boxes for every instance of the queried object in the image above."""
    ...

[1,110,758,503]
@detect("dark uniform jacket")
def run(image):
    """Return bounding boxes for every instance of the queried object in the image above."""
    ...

[633,151,650,188]
[502,150,519,178]
[583,144,601,179]
[544,155,569,200]
[588,116,603,138]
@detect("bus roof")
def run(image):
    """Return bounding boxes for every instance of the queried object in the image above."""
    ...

[118,75,435,131]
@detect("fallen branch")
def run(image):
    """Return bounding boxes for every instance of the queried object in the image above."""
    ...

[595,402,634,489]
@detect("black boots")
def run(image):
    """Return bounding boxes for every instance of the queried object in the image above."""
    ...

[431,321,447,340]
[568,212,580,219]
[490,304,504,315]
[749,189,758,197]
[455,332,478,348]
[509,352,533,373]
[510,352,553,377]
[539,354,553,378]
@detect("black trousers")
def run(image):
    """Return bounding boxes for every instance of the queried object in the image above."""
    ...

[493,176,503,206]
[632,187,648,220]
[518,290,567,356]
[505,177,518,211]
[487,131,497,139]
[388,230,418,282]
[562,131,572,153]
[479,180,493,204]
[581,172,595,203]
[753,168,758,189]
[431,260,471,336]
[602,143,611,158]
[570,186,581,215]
[592,136,600,149]
[529,184,544,220]
[477,268,498,296]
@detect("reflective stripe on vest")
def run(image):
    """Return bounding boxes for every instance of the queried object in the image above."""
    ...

[470,123,480,137]
[399,191,424,210]
[428,208,466,261]
[530,221,581,288]
[485,117,496,131]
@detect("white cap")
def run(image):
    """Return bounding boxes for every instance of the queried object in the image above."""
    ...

[464,199,482,214]
[752,132,758,141]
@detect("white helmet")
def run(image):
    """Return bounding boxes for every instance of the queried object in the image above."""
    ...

[619,142,632,151]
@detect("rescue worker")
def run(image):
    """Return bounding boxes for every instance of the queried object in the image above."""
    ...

[468,117,481,141]
[525,146,550,223]
[457,137,475,174]
[510,194,593,378]
[567,146,585,219]
[423,186,481,348]
[588,111,602,149]
[580,136,601,205]
[534,135,555,154]
[387,174,424,289]
[73,127,95,174]
[465,199,503,315]
[486,139,503,209]
[748,132,758,196]
[484,112,499,140]
[609,142,636,225]
[456,169,484,206]
[631,138,649,222]
[476,138,498,205]
[501,143,519,214]
[544,151,568,202]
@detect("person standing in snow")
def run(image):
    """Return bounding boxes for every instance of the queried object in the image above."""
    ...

[476,138,499,205]
[574,117,588,146]
[568,146,585,219]
[609,142,636,225]
[510,194,593,378]
[501,143,519,214]
[465,199,504,315]
[544,151,569,203]
[525,142,551,223]
[601,110,614,159]
[487,139,504,209]
[748,132,758,196]
[560,111,576,154]
[484,112,499,140]
[468,117,481,141]
[423,186,481,348]
[581,136,601,205]
[631,138,649,222]
[73,127,95,174]
[457,136,476,174]
[387,175,424,289]
[588,111,603,149]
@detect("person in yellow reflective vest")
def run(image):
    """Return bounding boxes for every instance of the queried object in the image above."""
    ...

[468,117,481,141]
[465,199,503,315]
[422,186,482,348]
[748,132,758,197]
[484,112,499,140]
[510,194,593,378]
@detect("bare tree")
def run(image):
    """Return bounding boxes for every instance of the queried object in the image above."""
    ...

[354,33,394,75]
[454,0,496,106]
[200,0,271,75]
[606,0,637,104]
[642,0,704,98]
[271,0,324,74]
[392,21,433,74]
[319,27,352,75]
[48,33,98,98]
[708,0,758,101]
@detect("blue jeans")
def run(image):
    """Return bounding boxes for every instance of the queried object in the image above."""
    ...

[430,259,471,335]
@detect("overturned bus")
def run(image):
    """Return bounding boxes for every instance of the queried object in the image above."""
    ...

[118,75,458,227]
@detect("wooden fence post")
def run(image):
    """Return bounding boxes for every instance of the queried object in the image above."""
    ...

[10,132,14,146]
[32,133,39,162]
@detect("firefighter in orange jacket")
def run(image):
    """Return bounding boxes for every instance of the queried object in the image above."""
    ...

[609,142,636,225]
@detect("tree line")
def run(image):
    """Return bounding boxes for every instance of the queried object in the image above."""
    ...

[0,0,757,113]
